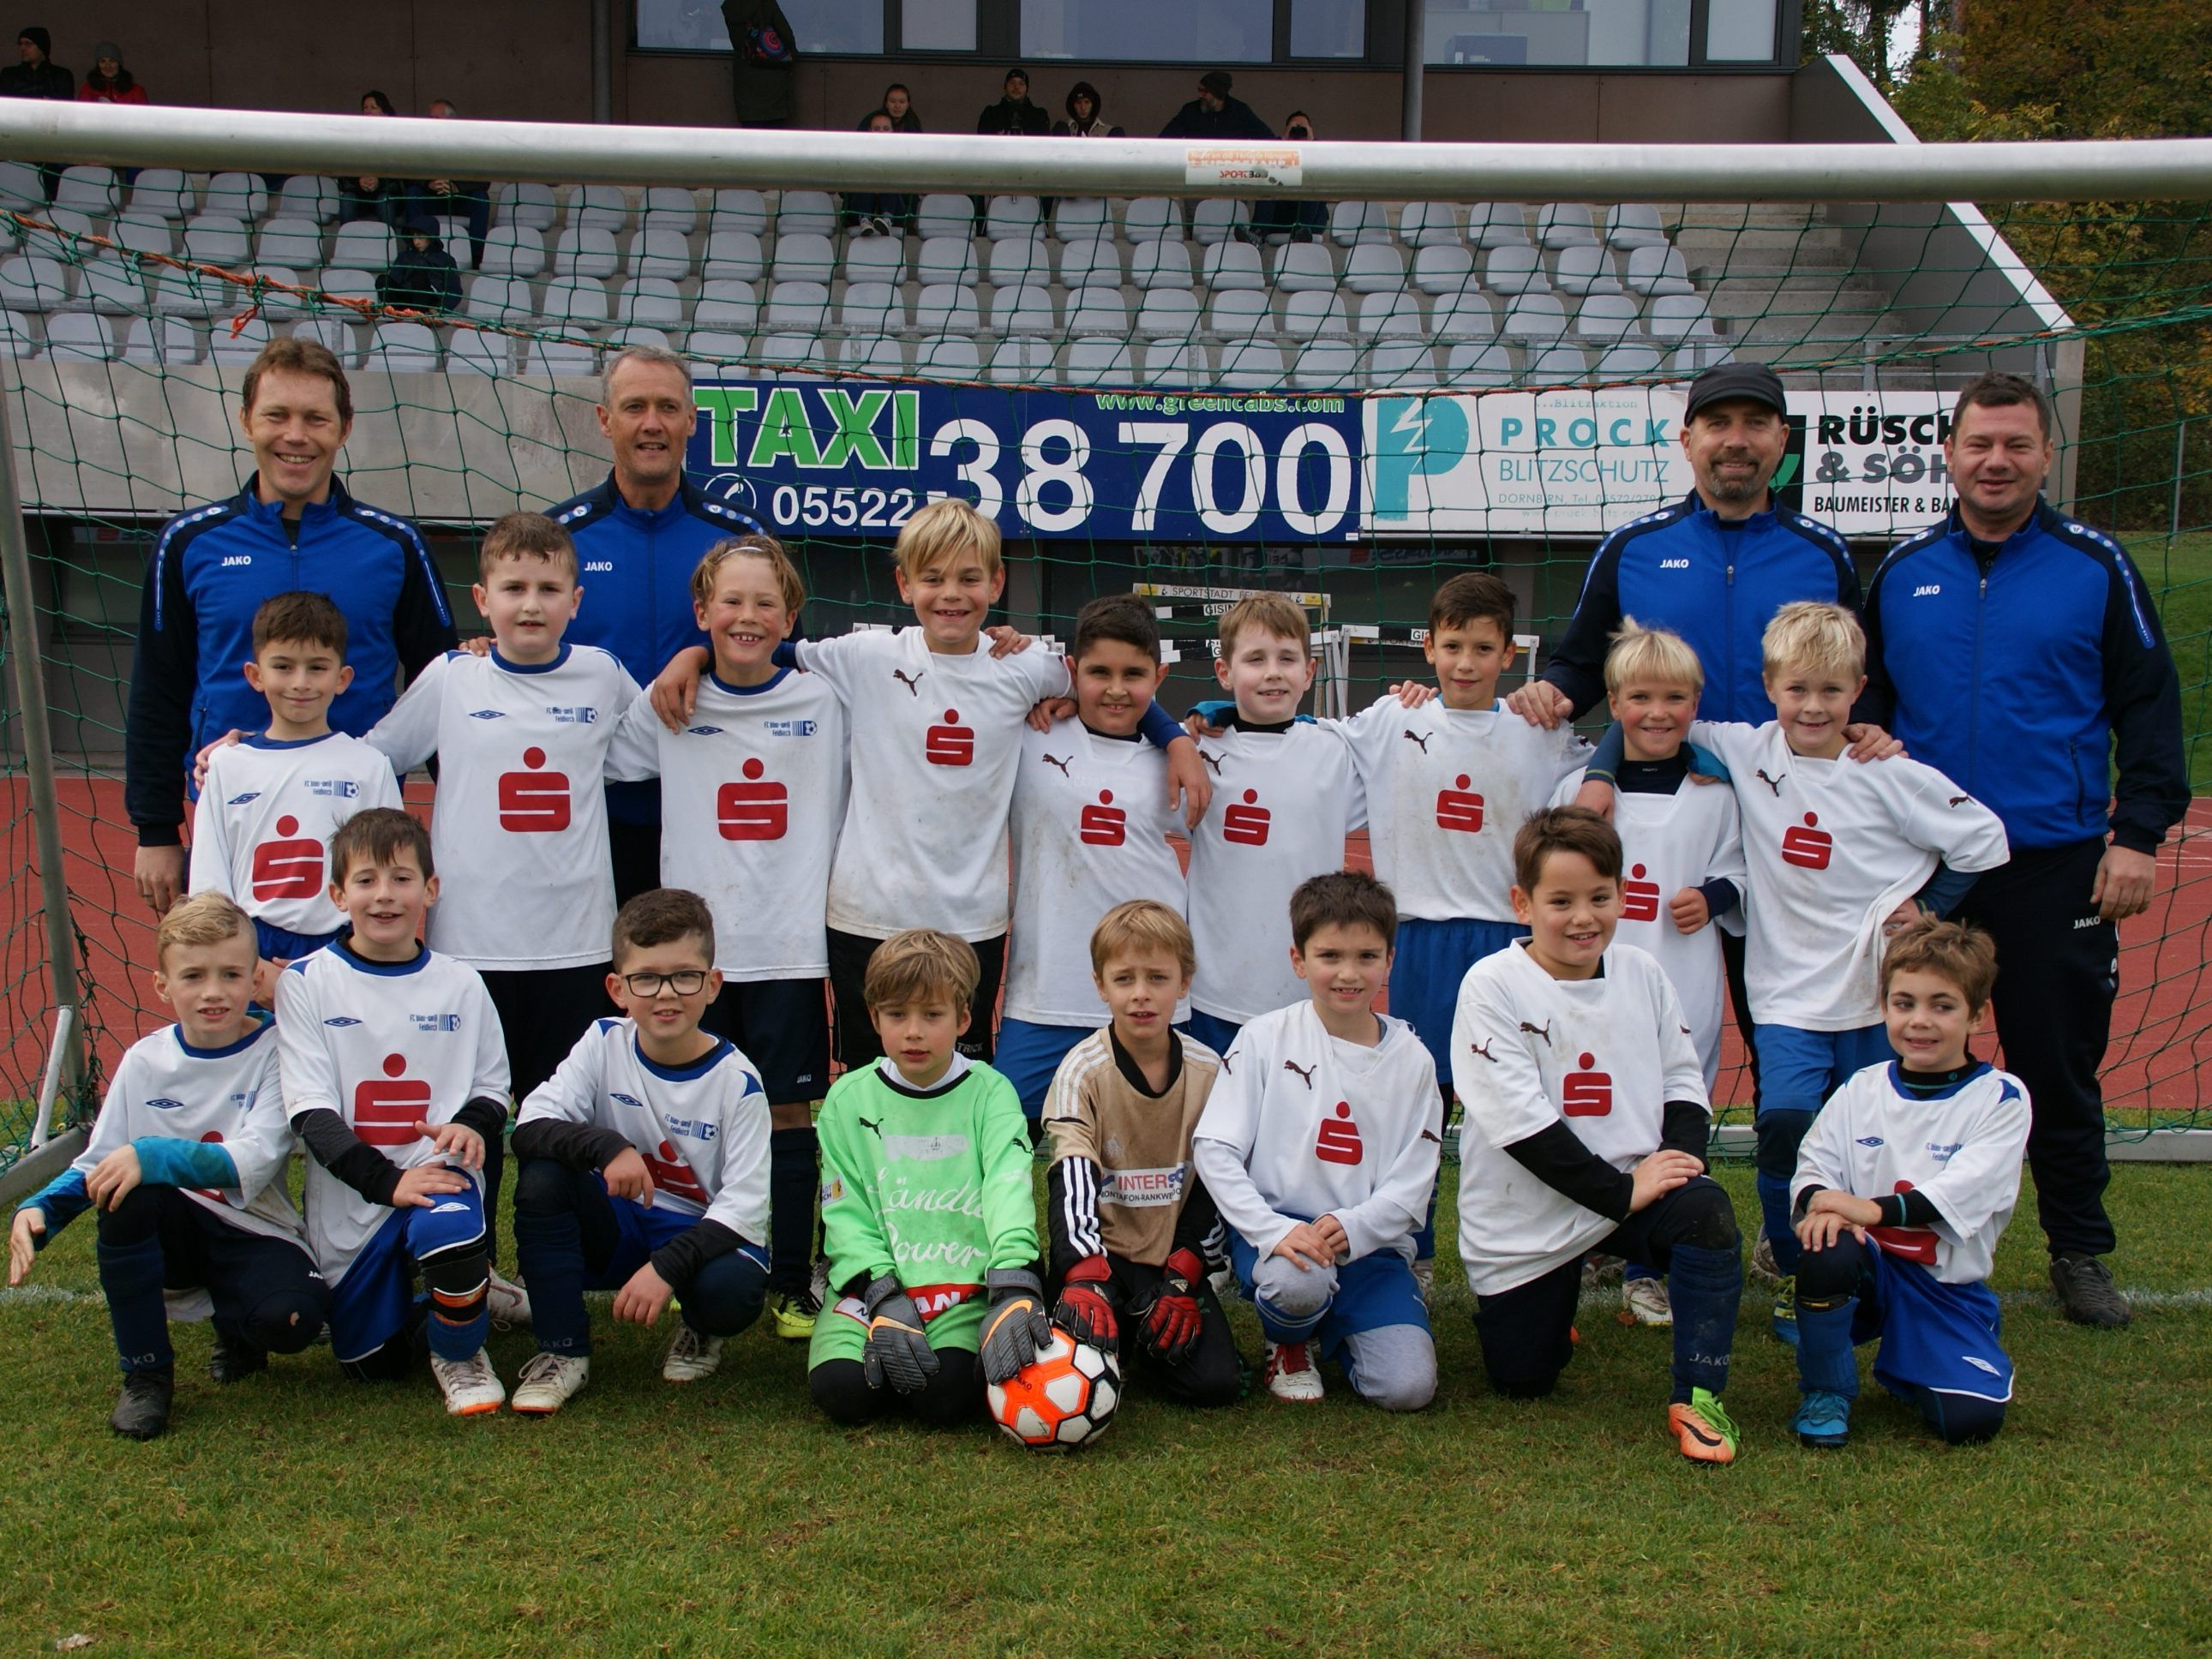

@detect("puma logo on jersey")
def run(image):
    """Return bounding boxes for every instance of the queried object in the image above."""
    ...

[856,1116,884,1137]
[1282,1060,1316,1089]
[1041,753,1071,776]
[1518,1020,1553,1047]
[1402,730,1430,754]
[1948,794,1970,807]
[1913,584,1941,596]
[1659,558,1690,570]
[1199,750,1223,774]
[891,669,925,696]
[1754,769,1785,796]
[1468,1039,1497,1063]
[220,554,253,567]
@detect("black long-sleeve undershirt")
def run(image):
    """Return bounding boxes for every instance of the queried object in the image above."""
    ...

[1502,1101,1709,1225]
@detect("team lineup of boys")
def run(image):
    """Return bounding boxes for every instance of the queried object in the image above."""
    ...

[14,341,2189,1464]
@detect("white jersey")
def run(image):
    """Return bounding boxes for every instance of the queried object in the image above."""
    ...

[518,1016,773,1244]
[1553,767,1745,1090]
[189,732,403,943]
[1340,697,1588,923]
[797,628,1070,942]
[604,668,848,981]
[1793,1060,2029,1286]
[1187,723,1364,1025]
[365,645,644,971]
[1452,939,1708,1297]
[1191,1000,1441,1264]
[1005,722,1189,1027]
[274,941,510,1283]
[68,1021,305,1247]
[1693,722,2010,1032]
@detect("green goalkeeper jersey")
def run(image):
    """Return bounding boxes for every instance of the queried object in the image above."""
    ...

[815,1056,1039,1353]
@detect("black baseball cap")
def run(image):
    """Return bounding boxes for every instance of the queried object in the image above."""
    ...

[1684,360,1787,421]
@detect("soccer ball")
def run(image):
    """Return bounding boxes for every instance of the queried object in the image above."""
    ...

[986,1329,1121,1451]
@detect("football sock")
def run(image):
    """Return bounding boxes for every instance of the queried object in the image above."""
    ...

[1795,1293,1860,1398]
[1754,1107,1818,1274]
[1664,1243,1742,1405]
[95,1228,173,1375]
[768,1125,820,1294]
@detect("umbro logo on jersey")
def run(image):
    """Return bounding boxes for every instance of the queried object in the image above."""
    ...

[1856,1135,1885,1147]
[226,791,261,806]
[611,1093,644,1110]
[686,725,725,736]
[582,560,614,573]
[220,554,253,567]
[429,1201,471,1215]
[467,710,506,721]
[323,1016,363,1027]
[1658,557,1690,570]
[411,1013,463,1033]
[145,1096,185,1111]
[544,705,598,724]
[1913,584,1942,596]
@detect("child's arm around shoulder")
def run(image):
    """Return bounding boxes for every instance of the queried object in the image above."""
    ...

[362,650,455,773]
[185,748,238,899]
[1883,756,2010,875]
[604,686,666,785]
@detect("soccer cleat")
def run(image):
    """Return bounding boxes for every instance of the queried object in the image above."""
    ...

[1793,1389,1852,1448]
[1262,1340,1324,1402]
[1748,1232,1782,1287]
[510,1351,590,1415]
[486,1267,533,1329]
[662,1322,725,1383]
[208,1330,269,1384]
[768,1285,820,1341]
[1582,1253,1625,1291]
[430,1348,506,1416]
[2050,1254,2131,1327]
[1667,1388,1740,1464]
[110,1369,175,1440]
[1770,1275,1799,1345]
[1412,1256,1435,1306]
[1622,1275,1673,1327]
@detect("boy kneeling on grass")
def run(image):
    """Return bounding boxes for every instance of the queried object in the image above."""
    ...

[10,893,327,1440]
[1789,915,2028,1448]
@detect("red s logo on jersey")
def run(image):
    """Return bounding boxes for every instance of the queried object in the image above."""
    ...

[251,814,325,901]
[1562,1052,1612,1117]
[644,1138,710,1205]
[1436,776,1484,834]
[1781,812,1832,871]
[354,1053,433,1146]
[717,757,788,840]
[1870,1179,1939,1264]
[926,709,974,767]
[498,747,572,833]
[1223,788,1271,847]
[1079,788,1126,846]
[1315,1100,1364,1165]
[1622,863,1662,924]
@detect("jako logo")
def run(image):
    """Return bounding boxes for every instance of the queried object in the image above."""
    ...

[583,560,614,572]
[220,554,252,567]
[1913,584,1941,596]
[1659,557,1690,570]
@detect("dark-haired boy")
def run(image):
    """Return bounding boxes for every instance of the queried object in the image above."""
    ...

[276,807,510,1414]
[1192,870,1439,1410]
[507,889,773,1411]
[1453,807,1745,1464]
[190,590,403,979]
[999,594,1192,1129]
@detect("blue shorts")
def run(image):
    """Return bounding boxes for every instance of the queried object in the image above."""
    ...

[1393,916,1526,1096]
[1183,1008,1244,1058]
[994,1017,1097,1120]
[1229,1230,1430,1359]
[326,1177,487,1364]
[1858,1246,2013,1404]
[704,976,830,1104]
[589,1188,771,1290]
[1753,1022,1894,1119]
[254,919,341,962]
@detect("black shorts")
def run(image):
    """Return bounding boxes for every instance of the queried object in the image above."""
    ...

[702,975,831,1104]
[479,961,615,1105]
[828,928,1005,1068]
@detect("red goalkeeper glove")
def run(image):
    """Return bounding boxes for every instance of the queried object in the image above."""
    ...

[1136,1248,1207,1365]
[1052,1255,1120,1347]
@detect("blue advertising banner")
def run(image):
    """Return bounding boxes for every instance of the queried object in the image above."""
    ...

[686,380,1365,543]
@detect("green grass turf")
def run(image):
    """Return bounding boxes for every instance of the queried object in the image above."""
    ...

[2,1162,2208,1658]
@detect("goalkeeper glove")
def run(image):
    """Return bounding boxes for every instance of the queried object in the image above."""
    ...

[978,1267,1052,1384]
[1135,1248,1208,1366]
[860,1274,939,1394]
[1052,1255,1120,1348]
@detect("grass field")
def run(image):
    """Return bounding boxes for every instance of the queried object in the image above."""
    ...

[2,1160,2209,1659]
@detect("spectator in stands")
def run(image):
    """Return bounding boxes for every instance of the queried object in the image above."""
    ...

[976,68,1049,137]
[339,90,403,226]
[1158,70,1270,141]
[1052,81,1121,138]
[1251,111,1324,243]
[721,0,798,129]
[125,338,457,917]
[842,110,914,237]
[75,40,144,105]
[860,82,920,132]
[376,228,462,315]
[1,27,73,198]
[405,99,491,270]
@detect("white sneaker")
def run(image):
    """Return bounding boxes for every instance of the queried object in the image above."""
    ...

[1263,1339,1324,1402]
[662,1323,724,1383]
[487,1268,532,1328]
[1622,1275,1674,1327]
[509,1351,590,1415]
[1412,1256,1435,1306]
[1749,1232,1782,1287]
[1582,1253,1625,1291]
[430,1348,505,1416]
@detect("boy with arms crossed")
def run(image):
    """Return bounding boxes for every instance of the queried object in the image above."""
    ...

[1044,901,1238,1407]
[10,894,327,1440]
[1193,871,1439,1410]
[507,889,773,1412]
[1454,807,1746,1463]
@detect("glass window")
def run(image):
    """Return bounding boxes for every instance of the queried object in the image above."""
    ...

[903,0,978,51]
[1704,0,1778,61]
[637,0,885,54]
[1291,0,1367,57]
[1424,0,1699,68]
[1020,0,1272,63]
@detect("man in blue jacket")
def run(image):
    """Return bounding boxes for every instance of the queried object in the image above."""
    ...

[127,338,456,915]
[549,344,764,902]
[1861,372,2186,1328]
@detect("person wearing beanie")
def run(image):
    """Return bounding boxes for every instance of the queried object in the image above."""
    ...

[0,27,72,99]
[975,67,1048,137]
[1159,69,1270,140]
[76,39,144,104]
[1052,81,1122,138]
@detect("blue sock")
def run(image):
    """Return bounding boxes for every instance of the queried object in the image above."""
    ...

[1753,1105,1818,1275]
[1795,1297,1861,1398]
[1756,1172,1801,1273]
[96,1231,172,1374]
[422,1253,491,1362]
[1664,1243,1741,1403]
[1412,1190,1436,1261]
[512,1195,590,1358]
